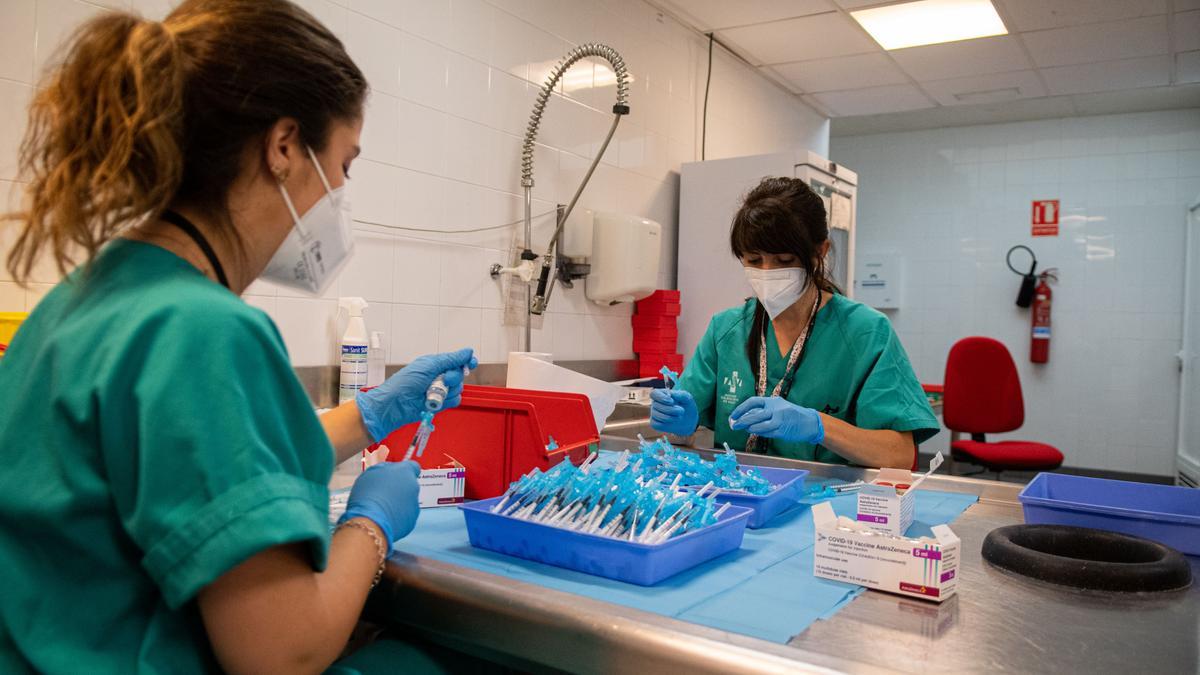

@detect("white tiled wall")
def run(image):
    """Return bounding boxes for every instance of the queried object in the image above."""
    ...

[0,0,828,367]
[833,110,1200,476]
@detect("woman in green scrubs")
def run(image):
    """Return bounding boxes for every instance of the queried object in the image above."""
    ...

[0,2,478,673]
[651,177,937,468]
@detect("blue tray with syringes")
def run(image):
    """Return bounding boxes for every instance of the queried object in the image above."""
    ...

[696,467,809,529]
[461,497,753,586]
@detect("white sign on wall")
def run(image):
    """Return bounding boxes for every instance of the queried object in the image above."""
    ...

[855,253,903,309]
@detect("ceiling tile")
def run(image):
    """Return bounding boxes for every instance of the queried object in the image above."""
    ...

[770,52,910,93]
[890,36,1031,81]
[1173,10,1200,53]
[1021,15,1169,67]
[830,96,1078,136]
[921,70,1047,105]
[717,12,878,65]
[832,0,894,8]
[659,0,835,31]
[1179,51,1200,84]
[813,83,935,116]
[1176,0,1200,10]
[996,0,1167,32]
[1041,55,1170,95]
[1067,83,1200,114]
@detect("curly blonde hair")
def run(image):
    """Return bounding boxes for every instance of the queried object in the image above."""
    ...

[5,0,366,284]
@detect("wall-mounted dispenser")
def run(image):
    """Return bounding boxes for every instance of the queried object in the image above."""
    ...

[559,209,662,306]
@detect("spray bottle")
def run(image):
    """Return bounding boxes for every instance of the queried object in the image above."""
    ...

[338,297,369,404]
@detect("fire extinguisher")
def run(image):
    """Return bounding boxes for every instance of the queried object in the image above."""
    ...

[1030,269,1058,364]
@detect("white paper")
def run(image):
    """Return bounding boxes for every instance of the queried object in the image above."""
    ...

[506,352,621,433]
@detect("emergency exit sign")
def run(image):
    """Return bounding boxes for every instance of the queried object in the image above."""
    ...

[1032,200,1059,236]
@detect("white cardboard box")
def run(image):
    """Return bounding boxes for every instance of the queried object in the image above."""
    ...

[417,462,466,508]
[856,467,917,536]
[812,501,960,602]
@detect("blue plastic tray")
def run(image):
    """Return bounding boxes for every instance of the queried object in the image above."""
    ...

[1018,473,1200,556]
[693,467,809,529]
[461,497,753,586]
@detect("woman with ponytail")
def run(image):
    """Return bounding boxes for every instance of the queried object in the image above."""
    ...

[650,177,937,469]
[0,1,482,672]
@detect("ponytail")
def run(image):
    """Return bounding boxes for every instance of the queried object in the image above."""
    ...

[5,0,368,286]
[7,12,185,283]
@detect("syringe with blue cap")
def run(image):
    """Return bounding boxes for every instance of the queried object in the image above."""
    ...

[402,366,471,461]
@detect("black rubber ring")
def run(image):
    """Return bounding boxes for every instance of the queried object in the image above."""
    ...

[982,524,1192,593]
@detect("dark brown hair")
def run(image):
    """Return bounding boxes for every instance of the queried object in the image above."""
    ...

[5,0,367,283]
[730,176,839,365]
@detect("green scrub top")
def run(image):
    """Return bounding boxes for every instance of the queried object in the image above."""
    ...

[0,239,334,674]
[678,295,938,465]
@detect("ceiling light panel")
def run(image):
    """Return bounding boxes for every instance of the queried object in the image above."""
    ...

[851,0,1008,50]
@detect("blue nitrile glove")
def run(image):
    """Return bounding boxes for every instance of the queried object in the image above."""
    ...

[729,396,825,444]
[339,460,422,549]
[649,388,699,437]
[356,347,478,442]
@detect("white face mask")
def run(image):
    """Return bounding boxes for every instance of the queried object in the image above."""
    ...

[744,266,808,320]
[260,146,354,296]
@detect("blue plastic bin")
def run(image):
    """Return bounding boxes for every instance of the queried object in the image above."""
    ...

[690,467,809,529]
[461,497,753,585]
[1018,473,1200,556]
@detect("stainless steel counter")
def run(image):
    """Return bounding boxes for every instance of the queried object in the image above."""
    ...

[366,433,1200,674]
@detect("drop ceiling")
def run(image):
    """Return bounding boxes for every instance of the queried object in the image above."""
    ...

[655,0,1200,134]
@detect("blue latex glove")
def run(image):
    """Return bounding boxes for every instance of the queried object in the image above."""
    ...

[356,348,478,442]
[728,396,825,444]
[338,460,422,550]
[649,388,699,437]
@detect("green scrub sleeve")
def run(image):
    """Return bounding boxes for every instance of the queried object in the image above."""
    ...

[678,317,721,432]
[102,305,334,610]
[854,322,940,446]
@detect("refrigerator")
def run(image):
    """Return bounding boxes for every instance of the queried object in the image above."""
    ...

[677,150,857,365]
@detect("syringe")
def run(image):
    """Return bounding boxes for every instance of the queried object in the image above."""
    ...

[402,411,435,461]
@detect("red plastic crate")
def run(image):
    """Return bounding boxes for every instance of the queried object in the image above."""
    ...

[634,336,679,354]
[377,385,597,499]
[633,325,678,341]
[632,314,677,330]
[636,290,682,316]
[636,302,681,317]
[638,353,683,378]
[642,289,680,303]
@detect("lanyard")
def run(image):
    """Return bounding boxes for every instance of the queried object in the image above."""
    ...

[160,210,229,289]
[744,291,821,453]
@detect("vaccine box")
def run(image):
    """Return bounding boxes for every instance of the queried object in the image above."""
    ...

[856,467,917,536]
[417,462,467,508]
[812,502,960,603]
[856,452,944,536]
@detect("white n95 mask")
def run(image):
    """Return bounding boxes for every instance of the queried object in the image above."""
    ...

[744,266,808,320]
[260,146,354,296]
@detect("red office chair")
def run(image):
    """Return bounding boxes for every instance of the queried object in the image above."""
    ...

[943,337,1064,476]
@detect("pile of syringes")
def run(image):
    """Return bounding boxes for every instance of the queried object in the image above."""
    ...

[634,435,773,496]
[491,452,732,545]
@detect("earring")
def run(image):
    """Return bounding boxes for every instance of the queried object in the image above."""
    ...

[273,166,288,183]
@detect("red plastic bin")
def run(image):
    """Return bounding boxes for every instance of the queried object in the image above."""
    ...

[632,325,678,341]
[636,302,681,317]
[638,353,683,378]
[632,314,677,330]
[634,336,679,354]
[636,290,682,316]
[378,385,598,499]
